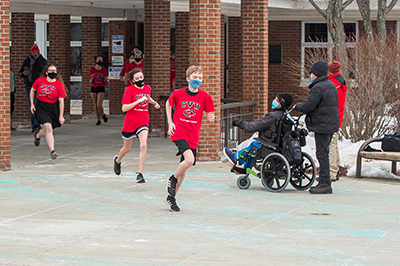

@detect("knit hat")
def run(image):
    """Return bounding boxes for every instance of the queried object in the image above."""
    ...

[328,61,341,74]
[310,60,328,77]
[30,44,40,54]
[277,93,294,109]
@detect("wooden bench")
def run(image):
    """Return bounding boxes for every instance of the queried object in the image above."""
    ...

[356,137,400,178]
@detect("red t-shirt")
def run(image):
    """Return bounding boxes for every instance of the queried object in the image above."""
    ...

[120,60,144,86]
[89,67,107,87]
[32,77,66,103]
[168,88,215,149]
[121,84,152,132]
[328,72,348,128]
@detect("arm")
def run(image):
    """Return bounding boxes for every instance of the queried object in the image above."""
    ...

[206,112,215,123]
[148,97,160,109]
[30,88,36,114]
[240,114,276,133]
[121,95,148,112]
[165,100,175,136]
[58,98,65,125]
[295,87,321,114]
[19,59,29,77]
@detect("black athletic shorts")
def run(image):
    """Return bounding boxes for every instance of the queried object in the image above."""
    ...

[35,100,61,129]
[90,86,105,93]
[173,139,197,166]
[122,125,149,140]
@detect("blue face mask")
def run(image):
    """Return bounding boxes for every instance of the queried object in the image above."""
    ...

[189,79,202,89]
[310,74,315,82]
[272,99,279,109]
[129,59,134,63]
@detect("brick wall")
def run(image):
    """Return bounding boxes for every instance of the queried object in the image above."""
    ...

[81,17,102,117]
[48,14,71,122]
[241,0,269,120]
[189,0,221,161]
[221,14,225,99]
[227,16,242,101]
[0,0,11,170]
[144,0,170,137]
[10,13,35,125]
[175,12,190,90]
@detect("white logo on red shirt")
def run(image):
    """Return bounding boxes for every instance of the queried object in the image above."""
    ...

[181,101,200,118]
[40,84,56,94]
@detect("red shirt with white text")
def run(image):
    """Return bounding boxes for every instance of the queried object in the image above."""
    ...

[32,77,66,103]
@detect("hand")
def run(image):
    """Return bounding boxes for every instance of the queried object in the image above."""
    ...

[59,116,65,125]
[206,112,215,123]
[154,102,160,109]
[232,119,242,127]
[138,95,148,103]
[168,122,176,136]
[23,70,29,76]
[30,104,36,114]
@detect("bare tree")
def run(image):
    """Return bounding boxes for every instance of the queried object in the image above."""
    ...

[356,0,374,41]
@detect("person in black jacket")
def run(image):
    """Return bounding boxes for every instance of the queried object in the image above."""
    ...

[294,60,339,194]
[19,44,48,133]
[223,93,293,170]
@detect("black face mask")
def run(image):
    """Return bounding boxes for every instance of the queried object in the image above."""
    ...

[134,58,142,63]
[96,61,103,66]
[47,72,57,79]
[134,79,145,87]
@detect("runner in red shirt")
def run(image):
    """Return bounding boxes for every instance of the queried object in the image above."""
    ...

[89,55,108,125]
[165,65,215,212]
[120,51,144,87]
[113,68,160,183]
[30,64,66,160]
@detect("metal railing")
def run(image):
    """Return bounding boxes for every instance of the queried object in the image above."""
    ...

[220,101,258,150]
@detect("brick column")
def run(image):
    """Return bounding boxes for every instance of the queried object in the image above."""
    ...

[108,21,136,115]
[221,14,225,99]
[227,16,242,101]
[48,14,71,122]
[144,0,170,137]
[242,0,269,119]
[81,17,102,118]
[189,0,221,161]
[0,0,11,170]
[10,13,35,126]
[175,12,190,90]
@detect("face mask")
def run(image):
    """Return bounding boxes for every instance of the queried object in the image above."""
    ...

[96,61,103,66]
[310,74,315,82]
[134,79,145,87]
[129,59,134,63]
[189,79,202,89]
[134,58,141,63]
[272,99,279,109]
[47,72,57,79]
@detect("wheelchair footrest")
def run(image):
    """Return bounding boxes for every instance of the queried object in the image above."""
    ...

[230,165,247,175]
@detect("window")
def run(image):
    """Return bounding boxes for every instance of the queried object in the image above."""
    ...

[269,45,282,64]
[301,21,358,80]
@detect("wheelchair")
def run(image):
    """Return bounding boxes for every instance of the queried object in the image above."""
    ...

[231,109,316,193]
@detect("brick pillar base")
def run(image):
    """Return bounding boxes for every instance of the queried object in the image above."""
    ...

[49,14,71,122]
[0,0,11,170]
[189,0,221,161]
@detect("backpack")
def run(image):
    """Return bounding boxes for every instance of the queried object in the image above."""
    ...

[282,130,302,165]
[381,132,400,152]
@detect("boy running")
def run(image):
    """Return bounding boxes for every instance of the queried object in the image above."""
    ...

[165,65,215,212]
[114,68,160,183]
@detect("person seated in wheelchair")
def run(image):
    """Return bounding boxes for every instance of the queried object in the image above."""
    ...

[223,93,294,173]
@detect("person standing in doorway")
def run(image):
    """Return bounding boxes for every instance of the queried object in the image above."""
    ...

[113,68,160,183]
[89,55,108,126]
[19,44,48,133]
[120,50,144,87]
[10,68,17,131]
[30,64,66,160]
[165,65,215,212]
[328,61,347,182]
[294,60,339,194]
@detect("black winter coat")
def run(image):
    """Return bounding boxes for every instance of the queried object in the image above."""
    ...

[239,108,284,142]
[295,75,339,134]
[19,54,48,89]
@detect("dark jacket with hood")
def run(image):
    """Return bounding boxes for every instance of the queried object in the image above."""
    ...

[19,54,48,89]
[295,75,339,134]
[238,108,285,142]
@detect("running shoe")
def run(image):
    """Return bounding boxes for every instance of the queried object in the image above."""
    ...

[34,132,40,147]
[96,120,101,126]
[102,114,108,123]
[223,147,235,167]
[114,155,121,175]
[137,172,145,183]
[167,175,177,197]
[166,195,180,212]
[50,150,58,160]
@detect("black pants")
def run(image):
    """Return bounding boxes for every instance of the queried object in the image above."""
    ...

[314,132,334,185]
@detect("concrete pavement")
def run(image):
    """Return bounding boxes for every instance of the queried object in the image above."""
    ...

[1,116,400,265]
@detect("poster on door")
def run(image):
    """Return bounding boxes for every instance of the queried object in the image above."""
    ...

[112,35,124,54]
[108,67,122,80]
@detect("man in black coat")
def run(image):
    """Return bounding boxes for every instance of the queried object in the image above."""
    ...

[295,60,339,194]
[19,44,48,132]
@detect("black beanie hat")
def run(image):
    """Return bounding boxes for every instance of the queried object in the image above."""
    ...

[277,93,293,109]
[310,60,328,77]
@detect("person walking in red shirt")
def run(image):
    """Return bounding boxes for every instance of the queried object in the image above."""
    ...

[89,55,108,126]
[113,68,160,183]
[119,50,144,87]
[328,61,348,181]
[30,64,66,159]
[165,65,215,212]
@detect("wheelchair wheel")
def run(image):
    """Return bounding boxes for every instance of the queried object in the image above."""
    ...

[237,175,251,189]
[260,153,290,192]
[289,152,316,191]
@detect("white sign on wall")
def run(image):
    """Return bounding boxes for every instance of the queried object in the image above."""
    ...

[112,35,124,54]
[108,67,122,80]
[112,56,124,66]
